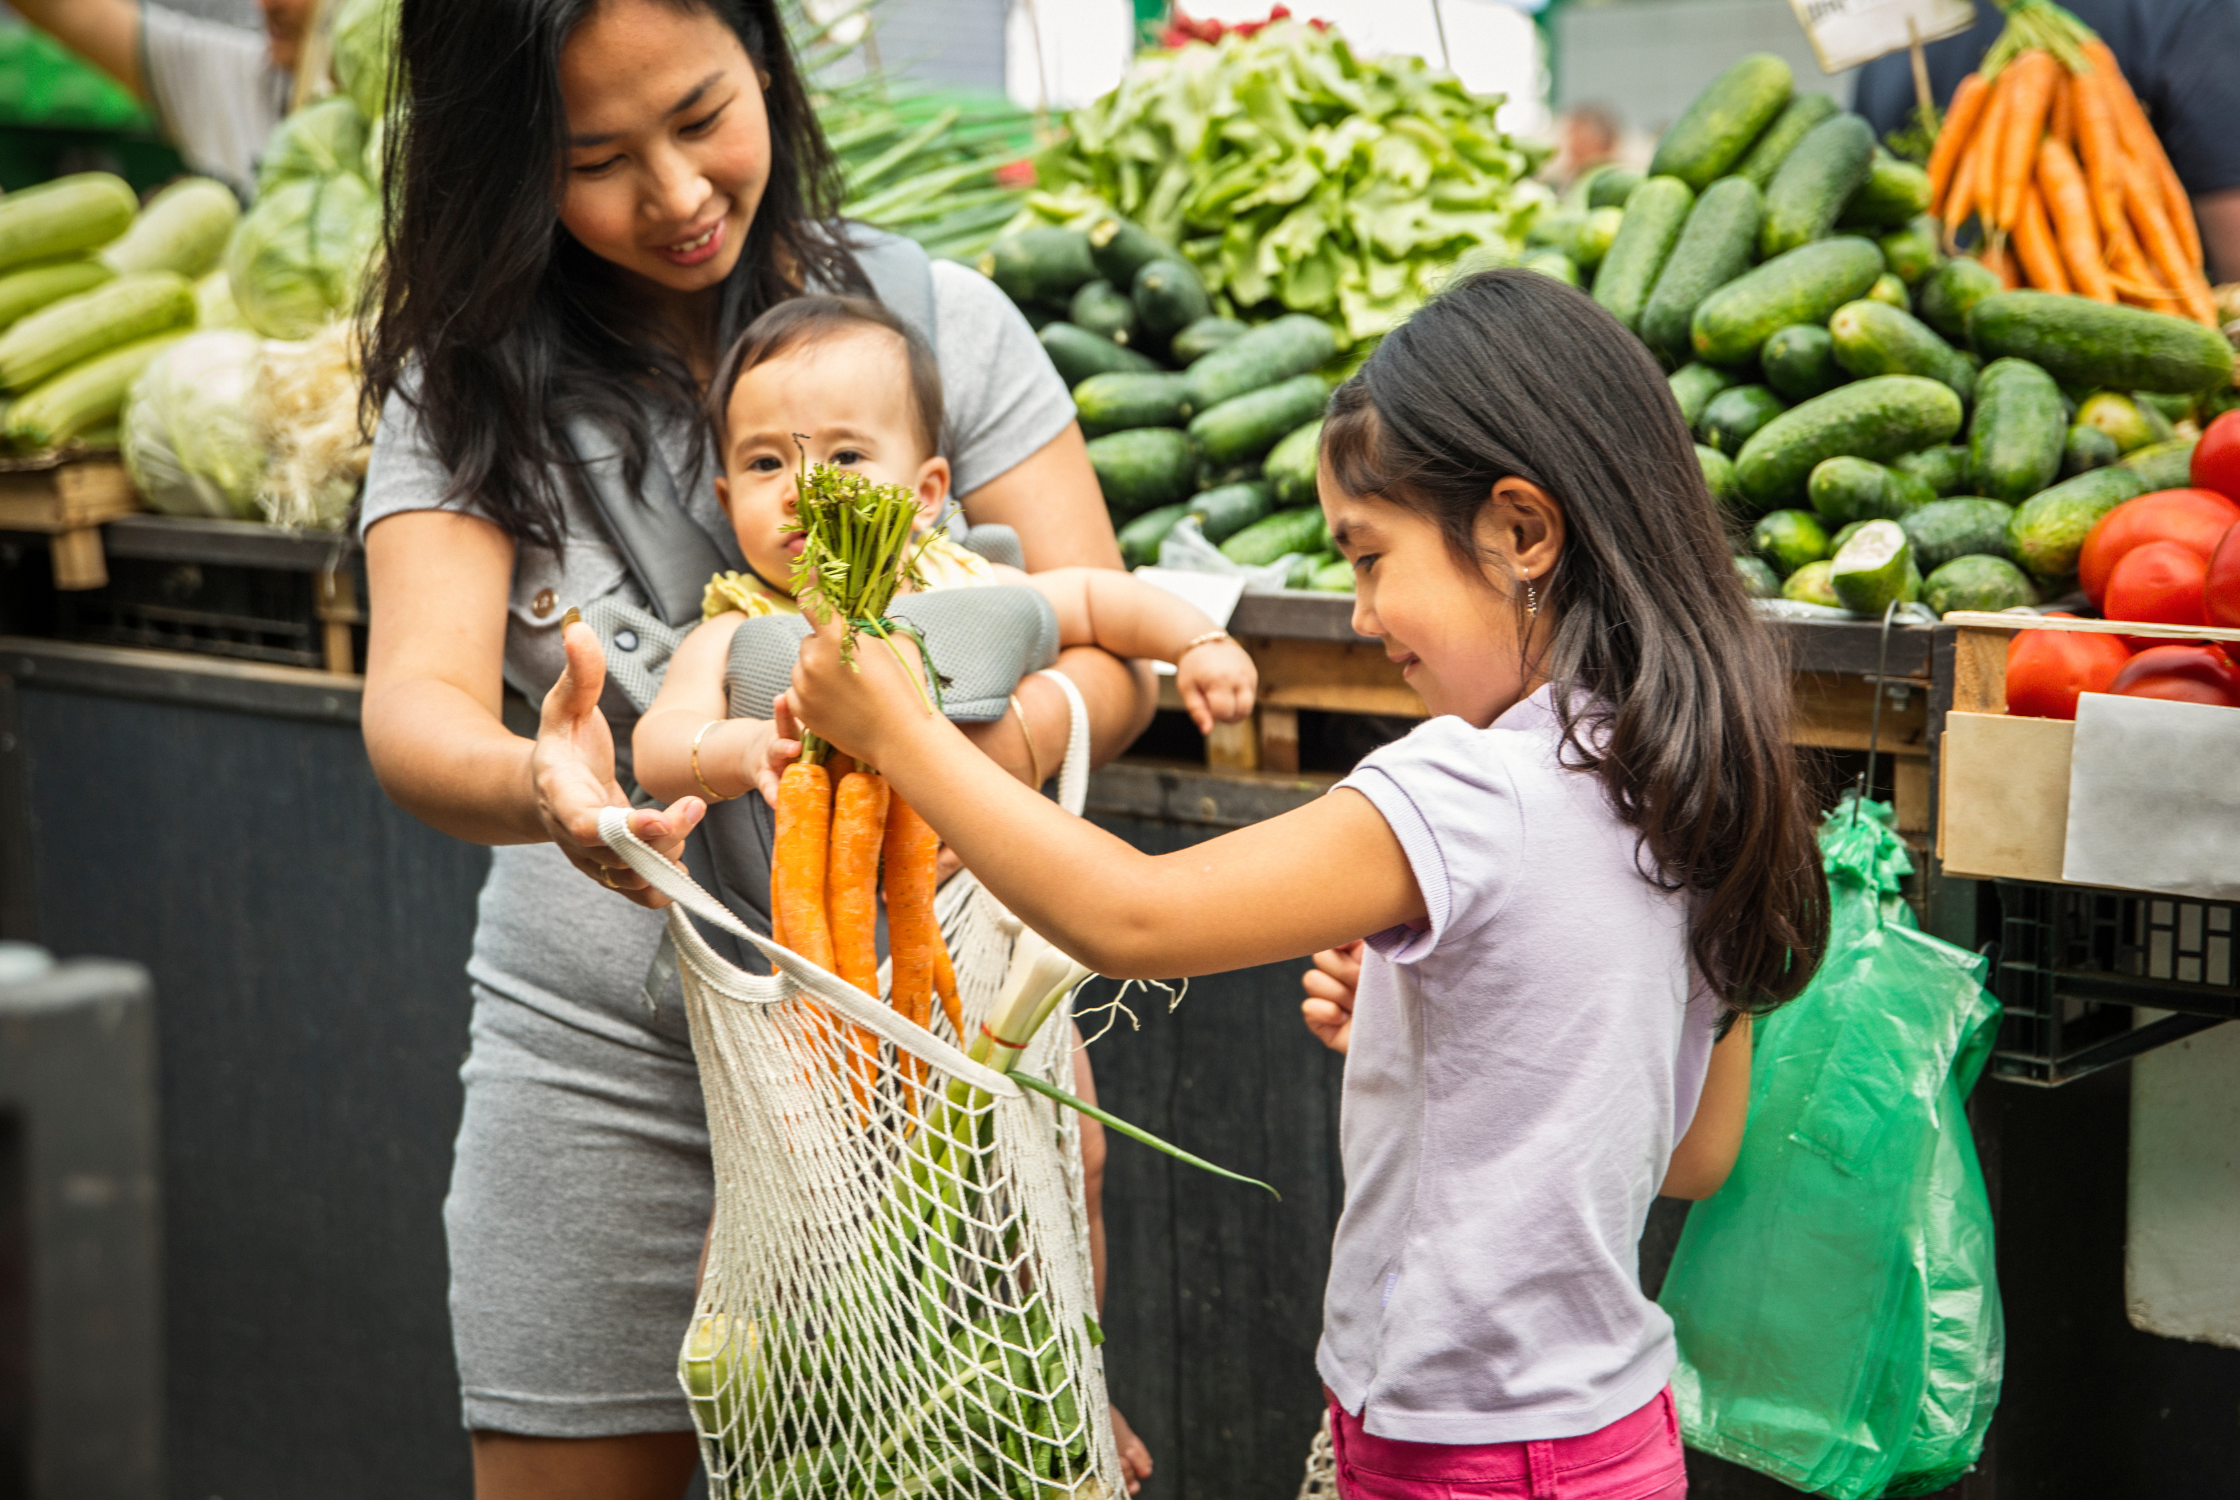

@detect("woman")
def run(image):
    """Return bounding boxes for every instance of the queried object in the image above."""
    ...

[356,0,1156,1493]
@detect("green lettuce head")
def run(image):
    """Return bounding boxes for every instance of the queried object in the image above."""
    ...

[329,0,401,124]
[255,95,369,195]
[224,171,380,339]
[121,329,269,520]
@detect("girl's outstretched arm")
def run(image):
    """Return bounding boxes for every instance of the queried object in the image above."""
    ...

[788,612,1423,977]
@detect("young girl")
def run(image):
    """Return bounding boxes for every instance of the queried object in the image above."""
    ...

[634,295,1259,806]
[769,269,1831,1496]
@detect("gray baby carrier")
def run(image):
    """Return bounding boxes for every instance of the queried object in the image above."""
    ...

[570,230,1061,970]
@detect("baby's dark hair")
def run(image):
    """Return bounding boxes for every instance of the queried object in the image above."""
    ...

[1323,268,1828,1018]
[708,294,945,457]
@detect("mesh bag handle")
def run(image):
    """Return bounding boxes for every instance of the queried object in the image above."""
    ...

[596,806,1017,1098]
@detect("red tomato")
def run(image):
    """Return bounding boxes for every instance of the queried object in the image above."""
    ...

[2005,617,2133,719]
[2103,539,2209,632]
[2208,523,2240,630]
[2191,409,2240,503]
[2076,489,2240,606]
[2109,644,2240,708]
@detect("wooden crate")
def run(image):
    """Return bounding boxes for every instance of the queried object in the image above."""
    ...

[0,450,140,591]
[1936,611,2240,884]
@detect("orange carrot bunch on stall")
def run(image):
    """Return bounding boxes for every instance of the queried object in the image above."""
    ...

[766,460,960,1111]
[1927,0,2219,326]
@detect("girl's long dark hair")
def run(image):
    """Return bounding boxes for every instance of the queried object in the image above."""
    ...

[1324,269,1827,1014]
[365,0,866,552]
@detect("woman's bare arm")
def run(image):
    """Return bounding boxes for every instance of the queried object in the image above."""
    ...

[361,510,697,905]
[1658,1016,1753,1200]
[958,422,1120,571]
[8,0,145,98]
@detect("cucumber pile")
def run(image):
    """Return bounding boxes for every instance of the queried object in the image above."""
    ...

[982,216,1346,586]
[1538,53,2240,617]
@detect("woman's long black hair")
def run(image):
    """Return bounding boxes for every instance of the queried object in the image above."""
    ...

[1323,269,1828,1015]
[364,0,866,552]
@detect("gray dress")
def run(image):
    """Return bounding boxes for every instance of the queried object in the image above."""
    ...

[357,261,1074,1436]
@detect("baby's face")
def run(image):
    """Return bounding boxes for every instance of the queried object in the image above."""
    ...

[716,325,947,589]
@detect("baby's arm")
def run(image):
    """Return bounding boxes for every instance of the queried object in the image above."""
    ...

[1019,566,1258,733]
[634,614,788,806]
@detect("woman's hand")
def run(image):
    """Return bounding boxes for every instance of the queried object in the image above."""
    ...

[787,611,935,768]
[1109,1405,1153,1495]
[1300,940,1363,1055]
[532,618,705,907]
[1174,638,1258,734]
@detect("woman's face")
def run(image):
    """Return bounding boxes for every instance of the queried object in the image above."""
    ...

[557,0,772,300]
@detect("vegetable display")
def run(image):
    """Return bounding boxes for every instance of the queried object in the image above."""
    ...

[1925,1,2218,325]
[1023,17,1547,346]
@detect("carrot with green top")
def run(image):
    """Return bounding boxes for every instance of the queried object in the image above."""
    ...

[1928,71,1989,215]
[2037,138,2111,302]
[883,793,941,1091]
[1994,50,2060,232]
[2013,184,2071,295]
[828,768,891,1106]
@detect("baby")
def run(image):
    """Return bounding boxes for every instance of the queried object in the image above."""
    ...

[636,294,1261,807]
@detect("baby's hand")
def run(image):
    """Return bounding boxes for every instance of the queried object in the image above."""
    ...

[759,694,805,807]
[1175,639,1258,734]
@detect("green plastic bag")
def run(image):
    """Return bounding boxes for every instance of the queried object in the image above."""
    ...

[1658,797,2002,1498]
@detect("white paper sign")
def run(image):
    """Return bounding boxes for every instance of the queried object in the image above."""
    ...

[1786,0,1977,74]
[2062,693,2240,901]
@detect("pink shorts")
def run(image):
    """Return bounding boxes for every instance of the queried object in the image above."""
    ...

[1324,1386,1687,1500]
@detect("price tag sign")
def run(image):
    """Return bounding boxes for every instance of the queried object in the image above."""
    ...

[1786,0,1976,73]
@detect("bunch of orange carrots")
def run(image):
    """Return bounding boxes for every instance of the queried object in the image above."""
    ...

[1927,5,2219,327]
[765,462,960,1108]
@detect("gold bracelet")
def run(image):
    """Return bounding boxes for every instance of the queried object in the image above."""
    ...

[690,719,738,803]
[1179,628,1232,659]
[1010,692,1045,788]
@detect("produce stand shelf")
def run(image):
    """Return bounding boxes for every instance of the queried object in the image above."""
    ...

[6,514,366,676]
[0,450,140,590]
[1171,593,1937,836]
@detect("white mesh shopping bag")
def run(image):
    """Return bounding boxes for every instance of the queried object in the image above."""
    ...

[596,674,1122,1500]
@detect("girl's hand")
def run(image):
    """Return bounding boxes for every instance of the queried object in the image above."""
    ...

[1110,1404,1153,1495]
[1174,638,1258,734]
[531,618,703,907]
[787,609,932,766]
[1300,939,1363,1055]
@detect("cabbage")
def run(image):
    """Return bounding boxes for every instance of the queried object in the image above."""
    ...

[223,171,379,339]
[330,0,400,125]
[255,96,369,195]
[121,330,269,519]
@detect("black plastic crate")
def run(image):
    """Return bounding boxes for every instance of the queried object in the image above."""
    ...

[0,516,363,674]
[1991,881,2240,1084]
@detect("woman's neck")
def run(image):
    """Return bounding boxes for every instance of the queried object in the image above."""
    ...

[613,268,723,384]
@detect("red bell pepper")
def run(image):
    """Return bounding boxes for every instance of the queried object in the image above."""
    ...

[2103,539,2208,633]
[2208,523,2240,630]
[2191,410,2240,504]
[2077,489,2240,606]
[2108,644,2240,708]
[2005,615,2134,720]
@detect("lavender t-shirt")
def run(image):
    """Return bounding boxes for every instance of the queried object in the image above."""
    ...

[1320,687,1720,1444]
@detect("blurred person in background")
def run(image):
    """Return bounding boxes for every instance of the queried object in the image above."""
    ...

[5,0,303,196]
[1853,0,2240,283]
[1546,102,1620,193]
